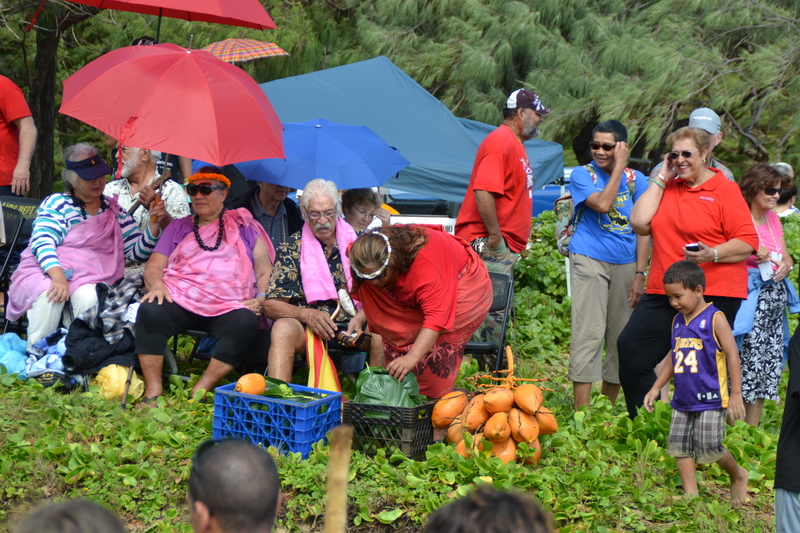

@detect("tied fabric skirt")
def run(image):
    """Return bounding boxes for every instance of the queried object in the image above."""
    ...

[740,281,787,402]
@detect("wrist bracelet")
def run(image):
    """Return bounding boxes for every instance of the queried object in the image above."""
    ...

[649,176,665,189]
[713,248,719,263]
[256,292,266,299]
[635,271,647,277]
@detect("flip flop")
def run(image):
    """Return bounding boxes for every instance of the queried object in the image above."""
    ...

[137,396,161,409]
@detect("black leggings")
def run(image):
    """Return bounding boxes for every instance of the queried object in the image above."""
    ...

[617,294,741,419]
[135,301,259,368]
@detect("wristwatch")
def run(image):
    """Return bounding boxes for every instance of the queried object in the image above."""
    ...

[635,271,647,278]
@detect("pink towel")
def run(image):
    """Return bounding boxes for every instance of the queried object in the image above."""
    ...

[299,218,358,304]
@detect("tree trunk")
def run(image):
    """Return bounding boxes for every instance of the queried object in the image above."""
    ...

[27,4,93,199]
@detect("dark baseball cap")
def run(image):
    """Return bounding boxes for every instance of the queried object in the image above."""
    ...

[504,89,551,115]
[65,154,111,180]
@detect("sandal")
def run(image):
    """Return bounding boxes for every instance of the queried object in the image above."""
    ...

[137,396,161,409]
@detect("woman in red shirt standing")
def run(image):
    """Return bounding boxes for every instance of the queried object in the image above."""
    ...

[618,126,758,419]
[346,225,492,399]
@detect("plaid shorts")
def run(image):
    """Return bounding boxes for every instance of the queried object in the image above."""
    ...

[667,408,727,464]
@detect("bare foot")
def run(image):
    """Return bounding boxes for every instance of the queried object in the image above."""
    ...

[730,467,749,507]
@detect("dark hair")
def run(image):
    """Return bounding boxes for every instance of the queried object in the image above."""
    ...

[738,163,790,206]
[502,107,519,120]
[592,120,628,143]
[131,36,157,46]
[778,182,798,205]
[665,126,710,154]
[422,486,553,533]
[188,439,280,532]
[663,260,706,290]
[341,188,381,213]
[197,165,223,175]
[16,499,126,533]
[349,225,427,292]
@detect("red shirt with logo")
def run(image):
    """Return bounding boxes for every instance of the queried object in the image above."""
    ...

[647,169,757,297]
[0,76,32,186]
[455,125,533,253]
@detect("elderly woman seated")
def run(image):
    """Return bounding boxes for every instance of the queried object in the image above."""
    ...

[7,143,163,349]
[341,188,391,231]
[135,167,274,402]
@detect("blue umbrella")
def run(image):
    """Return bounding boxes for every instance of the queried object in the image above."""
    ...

[234,118,411,190]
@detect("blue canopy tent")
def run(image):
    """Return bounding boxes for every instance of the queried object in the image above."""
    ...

[259,56,563,203]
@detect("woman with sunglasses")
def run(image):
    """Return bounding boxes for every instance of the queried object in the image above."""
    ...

[341,188,391,231]
[617,126,758,419]
[346,225,492,399]
[734,164,797,426]
[135,167,275,403]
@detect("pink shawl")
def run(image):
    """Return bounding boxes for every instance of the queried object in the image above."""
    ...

[7,200,125,321]
[299,218,358,304]
[163,208,272,317]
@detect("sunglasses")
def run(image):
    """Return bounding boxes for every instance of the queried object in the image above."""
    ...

[190,438,235,515]
[589,141,616,151]
[352,232,392,280]
[764,187,782,196]
[186,183,224,196]
[668,150,696,160]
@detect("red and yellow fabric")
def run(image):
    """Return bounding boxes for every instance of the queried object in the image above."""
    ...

[305,326,343,394]
[201,39,289,63]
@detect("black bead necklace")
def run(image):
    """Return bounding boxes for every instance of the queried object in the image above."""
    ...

[71,193,108,220]
[193,210,225,251]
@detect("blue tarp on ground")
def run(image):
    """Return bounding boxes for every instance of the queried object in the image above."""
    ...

[259,56,563,203]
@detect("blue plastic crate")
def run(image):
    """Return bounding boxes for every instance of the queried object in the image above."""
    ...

[212,383,342,458]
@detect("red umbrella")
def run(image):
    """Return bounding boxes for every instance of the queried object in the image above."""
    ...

[202,38,289,63]
[66,0,277,41]
[59,43,284,166]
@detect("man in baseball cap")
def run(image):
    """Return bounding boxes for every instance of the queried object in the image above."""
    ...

[455,88,550,366]
[651,107,733,181]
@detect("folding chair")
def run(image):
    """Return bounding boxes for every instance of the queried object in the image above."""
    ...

[463,272,514,372]
[0,207,25,334]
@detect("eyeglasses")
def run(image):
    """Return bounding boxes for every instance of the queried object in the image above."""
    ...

[668,150,696,160]
[589,141,615,151]
[352,232,392,280]
[190,438,235,515]
[764,187,782,196]
[306,209,336,221]
[186,183,224,196]
[353,206,376,219]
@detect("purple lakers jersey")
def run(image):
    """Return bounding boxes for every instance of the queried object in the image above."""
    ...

[670,303,729,411]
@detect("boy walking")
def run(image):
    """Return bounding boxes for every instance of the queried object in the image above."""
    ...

[644,260,748,505]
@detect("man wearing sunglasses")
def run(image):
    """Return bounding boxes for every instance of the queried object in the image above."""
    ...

[649,107,734,182]
[188,439,280,533]
[456,88,551,277]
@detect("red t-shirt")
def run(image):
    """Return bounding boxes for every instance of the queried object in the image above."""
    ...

[455,125,533,253]
[647,170,758,298]
[0,76,32,186]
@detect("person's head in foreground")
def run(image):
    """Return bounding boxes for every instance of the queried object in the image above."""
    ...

[663,126,712,186]
[502,88,551,141]
[349,225,427,290]
[589,119,628,173]
[422,485,553,533]
[299,179,341,245]
[187,166,230,221]
[16,499,125,533]
[188,438,280,533]
[61,143,112,205]
[341,188,381,231]
[663,260,706,317]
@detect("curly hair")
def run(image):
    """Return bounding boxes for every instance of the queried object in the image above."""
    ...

[349,225,428,291]
[739,163,790,206]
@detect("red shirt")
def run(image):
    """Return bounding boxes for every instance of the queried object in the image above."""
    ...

[455,125,533,253]
[0,76,32,186]
[647,169,758,298]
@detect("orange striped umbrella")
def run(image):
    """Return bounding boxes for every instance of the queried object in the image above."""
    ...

[201,38,289,63]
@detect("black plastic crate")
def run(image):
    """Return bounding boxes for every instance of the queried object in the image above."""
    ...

[343,401,436,457]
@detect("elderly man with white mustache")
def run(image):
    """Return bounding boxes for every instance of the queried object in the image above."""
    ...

[105,145,190,231]
[263,179,360,384]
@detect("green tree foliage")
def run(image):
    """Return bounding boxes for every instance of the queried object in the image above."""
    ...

[1,0,799,194]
